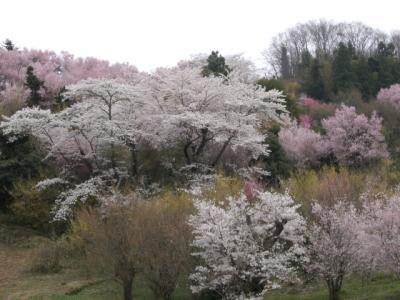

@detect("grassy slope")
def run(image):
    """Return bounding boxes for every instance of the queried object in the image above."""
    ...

[1,225,400,300]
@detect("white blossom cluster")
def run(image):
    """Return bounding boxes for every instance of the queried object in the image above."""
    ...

[188,191,307,300]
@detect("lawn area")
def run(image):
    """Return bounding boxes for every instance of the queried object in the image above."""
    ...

[0,224,191,300]
[1,224,400,300]
[267,276,400,300]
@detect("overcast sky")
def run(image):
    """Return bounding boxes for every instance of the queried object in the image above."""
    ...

[2,0,399,71]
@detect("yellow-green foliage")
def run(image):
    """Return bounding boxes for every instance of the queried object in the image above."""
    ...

[283,162,400,217]
[0,97,25,117]
[70,191,194,300]
[9,177,60,232]
[199,173,244,206]
[285,80,302,99]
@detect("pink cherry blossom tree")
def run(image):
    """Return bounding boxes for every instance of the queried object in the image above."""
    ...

[278,120,324,168]
[360,193,400,278]
[0,47,138,107]
[307,201,362,300]
[322,104,388,166]
[377,83,400,111]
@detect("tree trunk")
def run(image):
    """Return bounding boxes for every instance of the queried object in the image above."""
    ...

[129,142,139,179]
[211,136,233,167]
[123,277,134,300]
[184,141,192,165]
[326,278,341,300]
[194,128,209,157]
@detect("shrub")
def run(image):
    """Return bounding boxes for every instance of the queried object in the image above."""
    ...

[135,192,193,300]
[72,192,193,300]
[284,166,370,217]
[283,162,400,218]
[8,176,61,233]
[72,200,140,300]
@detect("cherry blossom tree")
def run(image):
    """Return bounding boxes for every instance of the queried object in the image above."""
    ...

[278,120,324,168]
[0,78,148,220]
[360,193,400,278]
[0,47,138,107]
[301,97,337,122]
[377,83,400,111]
[1,65,285,220]
[307,201,362,300]
[189,190,307,300]
[143,66,286,170]
[322,105,388,166]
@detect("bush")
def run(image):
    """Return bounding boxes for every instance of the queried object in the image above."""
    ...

[284,166,371,217]
[8,176,61,233]
[136,192,193,300]
[71,192,193,300]
[71,201,139,300]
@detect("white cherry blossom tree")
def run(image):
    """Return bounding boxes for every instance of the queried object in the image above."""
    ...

[188,190,307,300]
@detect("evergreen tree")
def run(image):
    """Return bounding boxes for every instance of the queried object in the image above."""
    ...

[2,39,15,51]
[375,42,397,89]
[0,134,42,209]
[25,66,44,107]
[332,42,355,93]
[297,50,312,81]
[202,51,230,77]
[259,124,290,186]
[280,46,291,79]
[353,57,376,100]
[304,58,327,100]
[377,42,395,57]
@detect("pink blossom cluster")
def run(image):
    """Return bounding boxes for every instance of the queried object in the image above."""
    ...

[279,104,388,167]
[0,48,138,105]
[308,193,400,298]
[278,121,325,168]
[302,97,337,112]
[299,114,312,128]
[322,105,388,165]
[377,83,400,111]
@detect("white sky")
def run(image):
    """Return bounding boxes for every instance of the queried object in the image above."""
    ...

[1,0,399,72]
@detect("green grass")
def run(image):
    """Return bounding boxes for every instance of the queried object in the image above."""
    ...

[267,275,400,300]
